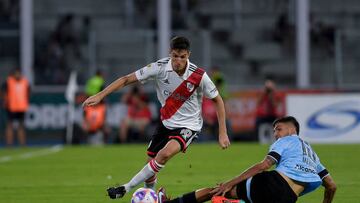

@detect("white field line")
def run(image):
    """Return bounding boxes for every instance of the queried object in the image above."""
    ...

[0,145,63,163]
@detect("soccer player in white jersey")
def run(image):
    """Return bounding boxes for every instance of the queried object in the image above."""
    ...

[159,116,336,203]
[83,36,230,199]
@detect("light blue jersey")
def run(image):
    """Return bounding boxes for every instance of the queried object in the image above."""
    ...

[267,135,329,195]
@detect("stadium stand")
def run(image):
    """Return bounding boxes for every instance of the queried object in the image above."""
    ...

[0,0,359,88]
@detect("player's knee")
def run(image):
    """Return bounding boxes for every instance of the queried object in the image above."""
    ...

[156,150,174,164]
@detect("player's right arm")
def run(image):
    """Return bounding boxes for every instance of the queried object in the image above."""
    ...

[322,175,336,203]
[211,155,276,196]
[83,61,160,107]
[83,73,138,107]
[315,153,336,203]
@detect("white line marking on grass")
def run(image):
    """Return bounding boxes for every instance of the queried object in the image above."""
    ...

[0,145,63,163]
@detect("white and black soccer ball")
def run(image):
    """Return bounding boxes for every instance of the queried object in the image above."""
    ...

[131,187,158,203]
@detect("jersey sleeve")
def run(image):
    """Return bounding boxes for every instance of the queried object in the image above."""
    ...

[200,72,219,99]
[135,63,159,84]
[315,153,329,179]
[267,138,288,163]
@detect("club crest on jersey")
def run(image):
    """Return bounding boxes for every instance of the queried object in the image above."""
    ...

[186,82,194,92]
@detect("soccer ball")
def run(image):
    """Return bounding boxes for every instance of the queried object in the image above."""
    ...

[131,187,158,203]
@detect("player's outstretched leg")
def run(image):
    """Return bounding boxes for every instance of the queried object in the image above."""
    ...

[106,159,164,199]
[107,185,126,199]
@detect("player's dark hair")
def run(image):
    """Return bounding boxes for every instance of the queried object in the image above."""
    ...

[273,116,300,135]
[170,36,190,51]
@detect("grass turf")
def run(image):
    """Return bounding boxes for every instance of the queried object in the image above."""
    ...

[0,143,358,203]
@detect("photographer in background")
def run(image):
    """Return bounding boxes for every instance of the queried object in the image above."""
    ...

[255,77,279,142]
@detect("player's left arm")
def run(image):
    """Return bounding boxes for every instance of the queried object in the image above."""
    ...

[212,94,230,149]
[211,155,276,196]
[322,174,336,203]
[316,158,336,203]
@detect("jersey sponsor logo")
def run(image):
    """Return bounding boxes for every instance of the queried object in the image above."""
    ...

[295,164,317,174]
[163,90,194,101]
[170,93,190,102]
[305,101,360,138]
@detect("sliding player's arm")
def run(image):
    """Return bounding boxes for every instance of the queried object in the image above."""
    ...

[211,155,276,196]
[322,174,336,203]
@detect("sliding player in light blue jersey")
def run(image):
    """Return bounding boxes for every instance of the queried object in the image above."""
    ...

[159,116,336,203]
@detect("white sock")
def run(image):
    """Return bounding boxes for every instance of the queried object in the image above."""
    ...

[144,174,157,190]
[124,159,164,192]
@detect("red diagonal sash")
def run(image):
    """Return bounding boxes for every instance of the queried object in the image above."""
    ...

[160,68,205,120]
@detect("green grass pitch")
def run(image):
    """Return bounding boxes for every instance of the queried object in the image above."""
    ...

[0,143,359,203]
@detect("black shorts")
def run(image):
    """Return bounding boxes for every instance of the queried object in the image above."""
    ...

[7,110,25,121]
[236,171,298,203]
[147,122,198,157]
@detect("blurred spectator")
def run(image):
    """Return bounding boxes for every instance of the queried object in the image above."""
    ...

[119,85,152,143]
[35,13,86,85]
[54,13,78,50]
[35,32,65,85]
[81,70,107,144]
[80,15,92,44]
[44,32,66,84]
[311,21,336,56]
[0,0,19,24]
[211,67,229,100]
[272,12,295,53]
[82,101,109,145]
[55,14,82,75]
[255,77,279,143]
[85,69,105,97]
[2,68,30,146]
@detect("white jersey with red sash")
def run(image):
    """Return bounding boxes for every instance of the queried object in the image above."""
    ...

[135,57,219,131]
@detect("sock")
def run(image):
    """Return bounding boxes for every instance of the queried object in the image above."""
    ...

[166,191,197,203]
[124,159,164,192]
[144,174,157,190]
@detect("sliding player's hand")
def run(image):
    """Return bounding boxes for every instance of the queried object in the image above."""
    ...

[210,182,232,196]
[219,133,230,149]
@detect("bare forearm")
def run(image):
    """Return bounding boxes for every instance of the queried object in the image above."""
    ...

[213,96,227,134]
[322,175,336,203]
[226,156,274,188]
[323,189,335,203]
[225,163,266,187]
